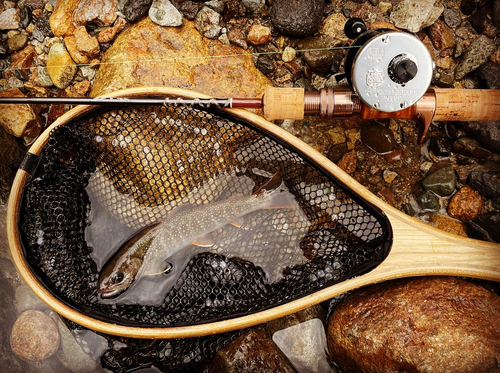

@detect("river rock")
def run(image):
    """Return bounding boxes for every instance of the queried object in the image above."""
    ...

[121,0,153,23]
[8,34,29,52]
[73,0,119,27]
[49,0,79,37]
[178,1,203,20]
[46,42,77,89]
[447,185,483,221]
[297,36,334,74]
[0,8,20,30]
[469,7,489,34]
[5,44,36,80]
[241,0,265,13]
[270,0,325,38]
[389,0,444,33]
[10,310,60,362]
[149,0,183,27]
[360,122,396,154]
[457,121,500,153]
[64,35,90,65]
[14,284,48,314]
[421,167,457,196]
[428,20,454,50]
[247,24,271,45]
[478,61,500,89]
[0,89,42,138]
[194,6,222,39]
[494,0,500,28]
[428,135,452,157]
[205,326,296,373]
[74,26,100,57]
[455,35,496,80]
[327,277,500,373]
[443,8,462,28]
[467,171,500,198]
[416,190,440,211]
[466,212,500,242]
[453,137,492,159]
[90,18,270,99]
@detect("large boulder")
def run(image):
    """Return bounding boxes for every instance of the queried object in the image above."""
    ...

[90,18,271,98]
[327,277,500,373]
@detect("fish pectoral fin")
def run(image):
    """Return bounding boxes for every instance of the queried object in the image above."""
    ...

[145,263,172,276]
[229,217,245,228]
[191,234,214,247]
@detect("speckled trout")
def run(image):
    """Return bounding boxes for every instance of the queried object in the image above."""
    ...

[98,173,296,304]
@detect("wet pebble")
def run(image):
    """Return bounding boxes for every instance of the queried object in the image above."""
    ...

[7,34,28,52]
[177,1,202,20]
[73,0,119,27]
[298,37,334,74]
[247,24,271,45]
[241,0,265,14]
[337,151,357,174]
[453,137,492,159]
[18,6,32,29]
[326,126,347,146]
[121,0,153,23]
[469,7,489,34]
[149,0,183,27]
[270,0,324,37]
[360,122,396,154]
[443,8,462,28]
[74,26,100,57]
[389,0,444,33]
[10,310,60,362]
[447,185,483,221]
[460,0,476,15]
[205,0,224,14]
[478,61,500,89]
[417,190,440,211]
[0,89,42,137]
[46,42,77,89]
[428,136,453,158]
[467,171,500,199]
[429,20,455,49]
[455,35,496,80]
[466,212,500,243]
[422,167,457,196]
[494,0,500,28]
[0,39,7,55]
[195,6,222,39]
[458,121,500,154]
[0,8,20,30]
[255,55,274,75]
[281,46,296,63]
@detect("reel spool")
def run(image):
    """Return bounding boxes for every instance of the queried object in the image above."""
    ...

[344,18,434,113]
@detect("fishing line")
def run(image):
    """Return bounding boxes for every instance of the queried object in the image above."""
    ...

[0,45,361,74]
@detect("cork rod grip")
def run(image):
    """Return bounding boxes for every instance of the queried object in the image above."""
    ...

[433,88,500,122]
[262,87,305,121]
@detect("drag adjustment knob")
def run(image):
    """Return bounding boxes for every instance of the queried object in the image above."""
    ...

[388,54,418,85]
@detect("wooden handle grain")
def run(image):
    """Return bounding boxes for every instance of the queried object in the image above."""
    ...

[263,86,304,121]
[433,88,500,122]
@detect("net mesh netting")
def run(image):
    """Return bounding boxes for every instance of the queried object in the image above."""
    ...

[19,103,392,371]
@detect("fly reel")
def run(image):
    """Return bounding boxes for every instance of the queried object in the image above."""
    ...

[343,18,434,113]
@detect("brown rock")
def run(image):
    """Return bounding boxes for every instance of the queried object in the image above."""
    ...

[429,20,455,50]
[0,89,42,138]
[447,185,483,221]
[46,43,77,89]
[5,45,37,80]
[90,19,271,99]
[247,24,271,45]
[428,213,468,236]
[337,151,357,174]
[73,0,119,27]
[97,17,128,43]
[64,35,90,65]
[49,0,79,37]
[69,80,91,96]
[0,8,20,30]
[74,26,100,57]
[327,277,500,373]
[10,310,60,362]
[204,326,296,373]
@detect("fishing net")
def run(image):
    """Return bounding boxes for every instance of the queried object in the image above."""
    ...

[18,102,392,371]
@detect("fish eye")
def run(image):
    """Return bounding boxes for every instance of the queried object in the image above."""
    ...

[114,271,125,284]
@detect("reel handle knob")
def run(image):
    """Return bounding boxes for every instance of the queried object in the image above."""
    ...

[344,18,367,40]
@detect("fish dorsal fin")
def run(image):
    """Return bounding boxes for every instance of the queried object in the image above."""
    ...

[191,234,214,247]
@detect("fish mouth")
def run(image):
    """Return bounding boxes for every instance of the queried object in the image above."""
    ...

[98,288,123,299]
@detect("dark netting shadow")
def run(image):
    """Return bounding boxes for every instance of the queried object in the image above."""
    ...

[19,103,392,328]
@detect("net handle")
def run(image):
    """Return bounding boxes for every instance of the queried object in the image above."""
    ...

[7,86,500,339]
